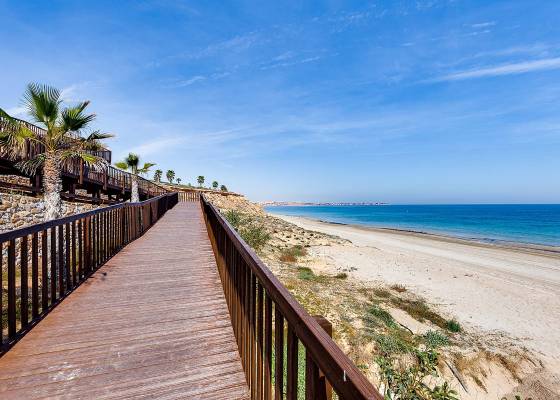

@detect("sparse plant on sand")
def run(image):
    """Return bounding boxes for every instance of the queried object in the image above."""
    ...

[223,209,270,252]
[0,83,112,219]
[377,349,459,400]
[220,184,228,192]
[279,245,307,263]
[423,330,450,348]
[115,153,155,202]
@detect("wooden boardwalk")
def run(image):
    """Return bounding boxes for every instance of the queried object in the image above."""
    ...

[0,202,249,399]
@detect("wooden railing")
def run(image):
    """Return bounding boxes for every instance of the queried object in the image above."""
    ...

[0,116,166,200]
[178,190,201,202]
[0,192,178,354]
[201,196,382,400]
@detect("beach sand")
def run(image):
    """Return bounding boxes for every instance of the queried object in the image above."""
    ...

[276,214,560,367]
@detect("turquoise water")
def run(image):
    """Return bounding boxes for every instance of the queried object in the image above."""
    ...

[265,204,560,247]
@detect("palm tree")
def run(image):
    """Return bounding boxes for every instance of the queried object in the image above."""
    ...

[0,83,112,220]
[166,170,175,183]
[197,175,205,187]
[212,181,218,190]
[176,178,182,185]
[220,185,228,192]
[115,153,155,202]
[153,169,162,182]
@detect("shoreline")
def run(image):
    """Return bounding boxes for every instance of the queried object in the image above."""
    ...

[272,213,560,364]
[267,211,560,257]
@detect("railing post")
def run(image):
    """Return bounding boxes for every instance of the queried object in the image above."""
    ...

[307,316,333,400]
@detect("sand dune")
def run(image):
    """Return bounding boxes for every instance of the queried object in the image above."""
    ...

[277,215,560,368]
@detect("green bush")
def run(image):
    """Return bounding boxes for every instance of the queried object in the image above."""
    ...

[423,330,449,348]
[240,225,271,252]
[334,272,348,279]
[224,209,244,229]
[297,267,315,281]
[446,319,461,333]
[279,245,307,262]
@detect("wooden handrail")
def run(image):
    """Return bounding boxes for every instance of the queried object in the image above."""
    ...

[0,192,179,355]
[201,195,382,400]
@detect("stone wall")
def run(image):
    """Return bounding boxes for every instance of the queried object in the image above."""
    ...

[0,191,101,233]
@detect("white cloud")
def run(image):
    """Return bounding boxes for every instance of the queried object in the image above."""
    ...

[434,57,560,81]
[471,21,496,28]
[125,137,186,158]
[175,75,206,87]
[5,106,27,117]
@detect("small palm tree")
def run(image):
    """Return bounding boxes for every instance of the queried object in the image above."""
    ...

[197,175,205,187]
[212,181,218,190]
[166,170,175,183]
[0,83,112,220]
[153,169,162,182]
[115,153,155,202]
[220,185,228,192]
[177,178,182,185]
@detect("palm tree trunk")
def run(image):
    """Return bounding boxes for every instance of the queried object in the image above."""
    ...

[43,153,62,220]
[131,175,139,203]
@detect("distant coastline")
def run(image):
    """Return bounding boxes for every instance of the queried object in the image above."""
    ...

[261,201,388,206]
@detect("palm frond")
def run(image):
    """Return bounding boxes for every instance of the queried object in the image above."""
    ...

[22,83,61,127]
[59,150,108,172]
[114,161,129,170]
[84,130,114,141]
[15,154,46,175]
[61,101,96,133]
[0,107,38,159]
[138,162,156,174]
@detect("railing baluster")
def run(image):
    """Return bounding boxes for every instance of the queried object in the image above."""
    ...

[65,223,71,291]
[58,225,64,298]
[286,326,298,400]
[41,230,48,312]
[257,283,264,400]
[50,227,57,304]
[20,235,29,329]
[7,239,16,339]
[32,232,39,319]
[264,294,273,400]
[274,308,284,400]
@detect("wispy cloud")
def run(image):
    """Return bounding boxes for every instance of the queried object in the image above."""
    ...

[125,137,186,158]
[5,106,27,117]
[174,75,206,87]
[470,21,496,29]
[433,57,560,81]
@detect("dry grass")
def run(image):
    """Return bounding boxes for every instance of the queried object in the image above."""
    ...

[390,284,407,293]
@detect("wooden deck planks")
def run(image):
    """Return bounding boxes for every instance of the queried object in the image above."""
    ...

[0,202,249,399]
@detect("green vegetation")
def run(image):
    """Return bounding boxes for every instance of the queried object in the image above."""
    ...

[446,319,461,333]
[297,266,315,281]
[115,153,156,202]
[223,209,271,252]
[279,245,307,263]
[212,180,218,190]
[334,272,348,279]
[166,169,175,183]
[197,175,205,187]
[423,330,450,348]
[176,178,181,184]
[0,83,112,219]
[377,349,459,400]
[220,184,228,192]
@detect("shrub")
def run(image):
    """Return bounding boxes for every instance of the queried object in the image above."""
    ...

[334,272,348,279]
[240,225,271,252]
[297,267,315,281]
[224,209,244,229]
[367,305,397,329]
[423,330,449,348]
[446,319,461,333]
[390,284,407,293]
[279,245,307,263]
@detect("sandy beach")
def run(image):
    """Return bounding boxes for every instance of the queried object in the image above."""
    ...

[276,214,560,366]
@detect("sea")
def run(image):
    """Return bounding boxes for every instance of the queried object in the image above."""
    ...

[265,204,560,247]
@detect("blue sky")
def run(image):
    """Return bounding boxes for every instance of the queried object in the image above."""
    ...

[1,1,559,203]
